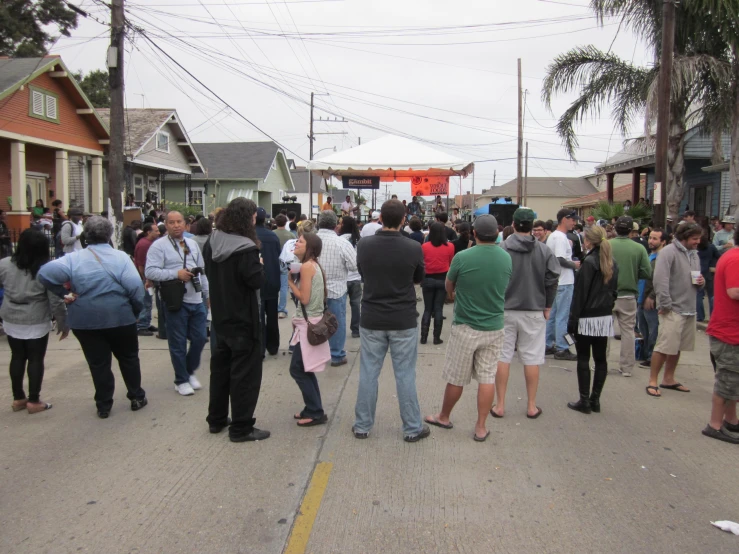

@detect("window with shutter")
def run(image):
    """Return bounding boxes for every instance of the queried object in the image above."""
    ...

[45,95,58,121]
[31,90,44,116]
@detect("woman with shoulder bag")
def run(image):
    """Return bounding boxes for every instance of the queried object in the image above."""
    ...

[287,232,331,427]
[566,225,619,414]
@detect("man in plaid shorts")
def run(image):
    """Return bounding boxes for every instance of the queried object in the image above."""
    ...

[425,215,512,441]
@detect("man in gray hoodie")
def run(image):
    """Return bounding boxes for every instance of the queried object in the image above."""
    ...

[493,208,560,419]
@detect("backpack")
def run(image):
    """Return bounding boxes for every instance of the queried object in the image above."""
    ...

[55,221,74,251]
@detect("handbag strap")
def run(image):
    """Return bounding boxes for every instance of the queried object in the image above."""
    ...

[88,247,124,290]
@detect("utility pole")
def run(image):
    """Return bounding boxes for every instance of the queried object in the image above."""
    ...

[308,92,346,219]
[493,169,496,188]
[654,0,676,226]
[517,58,524,205]
[524,142,529,206]
[108,0,125,224]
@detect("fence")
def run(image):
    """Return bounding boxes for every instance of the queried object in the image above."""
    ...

[0,228,61,261]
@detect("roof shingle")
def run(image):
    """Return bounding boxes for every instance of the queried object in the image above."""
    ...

[191,142,280,180]
[479,177,597,199]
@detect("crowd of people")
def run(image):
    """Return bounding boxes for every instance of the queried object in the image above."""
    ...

[3,197,737,448]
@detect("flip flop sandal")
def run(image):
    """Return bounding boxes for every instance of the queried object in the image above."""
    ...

[473,430,491,442]
[27,402,52,414]
[424,416,453,429]
[297,414,328,427]
[646,386,661,398]
[527,407,543,419]
[659,383,691,393]
[489,407,504,419]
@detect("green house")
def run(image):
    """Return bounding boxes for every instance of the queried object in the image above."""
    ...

[163,141,295,214]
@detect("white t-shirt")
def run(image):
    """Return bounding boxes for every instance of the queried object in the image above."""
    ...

[341,201,353,213]
[360,221,382,238]
[546,229,574,285]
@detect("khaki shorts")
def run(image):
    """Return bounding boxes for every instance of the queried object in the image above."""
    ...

[499,310,546,365]
[710,337,739,401]
[654,311,696,356]
[442,324,505,386]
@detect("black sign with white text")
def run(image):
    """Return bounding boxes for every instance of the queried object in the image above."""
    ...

[342,176,380,189]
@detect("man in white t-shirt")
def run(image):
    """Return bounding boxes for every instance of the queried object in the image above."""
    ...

[341,195,355,216]
[545,209,580,360]
[360,211,382,238]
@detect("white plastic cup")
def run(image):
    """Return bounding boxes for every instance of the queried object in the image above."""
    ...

[290,262,302,274]
[691,271,701,285]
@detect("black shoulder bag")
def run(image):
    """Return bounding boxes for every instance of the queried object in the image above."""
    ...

[159,238,188,312]
[299,263,338,346]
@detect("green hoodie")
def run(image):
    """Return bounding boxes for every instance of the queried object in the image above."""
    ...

[608,236,652,297]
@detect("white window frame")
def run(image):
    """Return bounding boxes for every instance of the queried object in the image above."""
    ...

[31,90,44,116]
[133,174,145,202]
[188,186,204,207]
[156,131,170,153]
[45,95,58,120]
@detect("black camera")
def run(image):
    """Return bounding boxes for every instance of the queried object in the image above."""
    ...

[189,267,204,293]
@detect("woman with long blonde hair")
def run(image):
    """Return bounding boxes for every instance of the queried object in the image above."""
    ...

[566,225,619,414]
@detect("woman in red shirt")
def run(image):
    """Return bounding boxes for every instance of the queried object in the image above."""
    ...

[421,222,455,344]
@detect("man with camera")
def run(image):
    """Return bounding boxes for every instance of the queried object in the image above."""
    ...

[146,211,209,396]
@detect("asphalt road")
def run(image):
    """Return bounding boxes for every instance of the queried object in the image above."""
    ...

[1,302,738,554]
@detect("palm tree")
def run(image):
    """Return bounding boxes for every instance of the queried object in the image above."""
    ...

[542,0,732,219]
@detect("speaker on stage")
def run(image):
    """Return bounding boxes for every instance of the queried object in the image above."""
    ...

[487,203,519,227]
[272,203,302,220]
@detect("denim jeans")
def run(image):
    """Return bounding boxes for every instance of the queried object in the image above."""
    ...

[165,301,208,385]
[637,306,659,361]
[421,277,446,331]
[354,327,423,437]
[347,281,362,336]
[546,284,573,351]
[289,342,324,419]
[327,294,347,362]
[137,289,153,330]
[278,268,289,315]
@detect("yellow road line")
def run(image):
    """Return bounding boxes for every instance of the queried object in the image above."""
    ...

[284,461,333,554]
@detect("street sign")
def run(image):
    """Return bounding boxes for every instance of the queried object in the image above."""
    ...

[342,176,380,189]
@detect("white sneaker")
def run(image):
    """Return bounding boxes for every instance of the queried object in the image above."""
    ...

[175,382,195,396]
[621,371,632,377]
[189,374,202,390]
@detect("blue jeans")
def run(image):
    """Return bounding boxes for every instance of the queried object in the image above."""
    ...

[354,327,423,437]
[165,301,208,385]
[278,268,289,315]
[327,294,347,362]
[347,281,362,335]
[137,290,153,330]
[546,284,573,351]
[637,306,659,361]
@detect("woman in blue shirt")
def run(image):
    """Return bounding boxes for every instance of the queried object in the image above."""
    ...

[38,216,147,419]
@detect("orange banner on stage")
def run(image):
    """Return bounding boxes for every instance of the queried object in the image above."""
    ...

[410,176,449,197]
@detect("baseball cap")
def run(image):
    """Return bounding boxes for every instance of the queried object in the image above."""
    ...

[371,211,380,220]
[256,207,267,222]
[722,215,736,224]
[473,214,498,238]
[513,207,535,224]
[586,215,595,223]
[615,215,633,232]
[556,208,578,222]
[68,207,83,217]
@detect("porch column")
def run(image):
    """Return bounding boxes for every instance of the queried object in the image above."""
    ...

[607,173,614,204]
[8,142,29,232]
[631,168,640,206]
[91,156,104,214]
[55,150,69,210]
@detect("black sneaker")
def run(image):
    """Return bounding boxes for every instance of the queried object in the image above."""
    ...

[352,426,369,439]
[554,350,578,361]
[724,420,739,433]
[614,334,622,340]
[130,397,148,411]
[351,333,360,339]
[544,346,557,356]
[331,358,348,367]
[701,424,739,444]
[639,359,652,368]
[148,326,158,332]
[209,417,231,434]
[137,329,154,337]
[404,424,431,443]
[97,410,110,419]
[230,428,271,442]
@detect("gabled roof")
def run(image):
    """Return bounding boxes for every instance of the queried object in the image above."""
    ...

[562,183,635,208]
[96,108,203,172]
[479,177,598,200]
[191,141,282,180]
[0,55,109,138]
[290,167,326,193]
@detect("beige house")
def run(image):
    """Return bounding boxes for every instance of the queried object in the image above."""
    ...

[476,177,599,221]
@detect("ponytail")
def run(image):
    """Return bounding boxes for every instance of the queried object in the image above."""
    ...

[584,225,614,284]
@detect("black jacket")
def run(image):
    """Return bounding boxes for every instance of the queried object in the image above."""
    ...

[203,230,264,339]
[123,226,137,257]
[255,224,281,300]
[568,247,619,334]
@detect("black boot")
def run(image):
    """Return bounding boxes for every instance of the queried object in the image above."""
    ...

[567,359,592,414]
[590,362,607,413]
[433,317,443,345]
[420,313,431,345]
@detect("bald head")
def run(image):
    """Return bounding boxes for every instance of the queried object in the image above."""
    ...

[165,210,185,239]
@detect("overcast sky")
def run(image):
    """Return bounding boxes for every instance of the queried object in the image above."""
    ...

[58,0,652,201]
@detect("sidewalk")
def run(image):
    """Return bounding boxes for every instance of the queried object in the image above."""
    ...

[1,304,737,553]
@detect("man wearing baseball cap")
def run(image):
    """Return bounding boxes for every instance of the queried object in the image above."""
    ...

[609,215,652,377]
[585,215,596,229]
[713,215,735,253]
[360,211,382,238]
[425,215,512,441]
[544,208,580,360]
[494,208,560,419]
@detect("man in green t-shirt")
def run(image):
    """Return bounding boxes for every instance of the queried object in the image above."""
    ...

[424,215,512,442]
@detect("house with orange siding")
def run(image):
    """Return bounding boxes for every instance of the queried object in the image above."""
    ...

[0,56,109,231]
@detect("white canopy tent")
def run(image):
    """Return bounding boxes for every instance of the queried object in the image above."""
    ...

[307,135,475,181]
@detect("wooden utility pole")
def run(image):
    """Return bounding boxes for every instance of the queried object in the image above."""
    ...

[517,58,524,205]
[654,0,676,226]
[309,92,314,219]
[108,0,125,222]
[524,142,529,206]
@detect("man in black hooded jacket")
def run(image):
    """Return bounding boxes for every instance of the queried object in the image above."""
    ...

[203,198,270,442]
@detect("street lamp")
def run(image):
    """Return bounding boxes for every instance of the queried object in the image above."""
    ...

[314,146,336,157]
